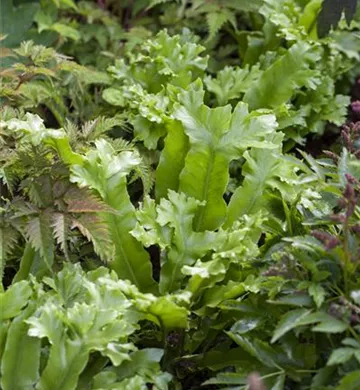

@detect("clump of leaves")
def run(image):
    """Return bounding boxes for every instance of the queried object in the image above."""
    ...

[0,41,111,125]
[2,1,360,389]
[0,263,188,390]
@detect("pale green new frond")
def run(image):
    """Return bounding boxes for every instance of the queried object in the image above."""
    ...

[225,134,301,227]
[244,42,321,111]
[173,80,278,231]
[132,190,223,293]
[206,8,237,42]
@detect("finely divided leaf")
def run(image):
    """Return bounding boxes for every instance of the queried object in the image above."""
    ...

[25,210,54,270]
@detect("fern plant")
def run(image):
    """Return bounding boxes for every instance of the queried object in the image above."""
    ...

[2,1,360,389]
[0,41,111,125]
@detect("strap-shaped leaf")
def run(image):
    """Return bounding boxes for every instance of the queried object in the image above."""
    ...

[0,281,32,320]
[70,140,156,293]
[37,339,89,390]
[226,142,281,227]
[243,42,320,111]
[155,120,189,201]
[226,134,300,227]
[0,304,41,390]
[132,191,221,293]
[12,244,37,283]
[173,80,278,231]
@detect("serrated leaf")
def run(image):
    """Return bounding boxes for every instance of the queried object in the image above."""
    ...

[71,214,112,262]
[26,210,54,270]
[226,333,278,368]
[327,347,355,365]
[0,224,19,284]
[6,114,83,165]
[308,283,326,308]
[312,317,348,333]
[206,8,236,41]
[51,213,70,260]
[271,309,313,343]
[272,309,348,343]
[64,187,114,214]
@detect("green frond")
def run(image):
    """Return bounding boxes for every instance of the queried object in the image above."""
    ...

[81,115,126,140]
[63,119,79,146]
[131,155,155,195]
[51,212,70,261]
[0,224,20,285]
[71,214,112,262]
[25,210,54,269]
[111,137,135,152]
[206,8,237,41]
[64,187,115,214]
[0,167,19,196]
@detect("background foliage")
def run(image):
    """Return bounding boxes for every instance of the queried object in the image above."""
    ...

[2,0,360,389]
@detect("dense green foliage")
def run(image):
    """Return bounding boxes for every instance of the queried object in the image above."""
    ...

[2,1,360,389]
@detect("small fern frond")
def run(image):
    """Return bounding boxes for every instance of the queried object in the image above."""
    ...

[206,8,237,41]
[0,224,20,284]
[132,156,155,195]
[64,119,79,145]
[25,175,53,207]
[81,115,126,141]
[25,210,54,269]
[64,187,115,214]
[71,214,112,262]
[111,137,135,152]
[0,167,18,196]
[51,212,70,261]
